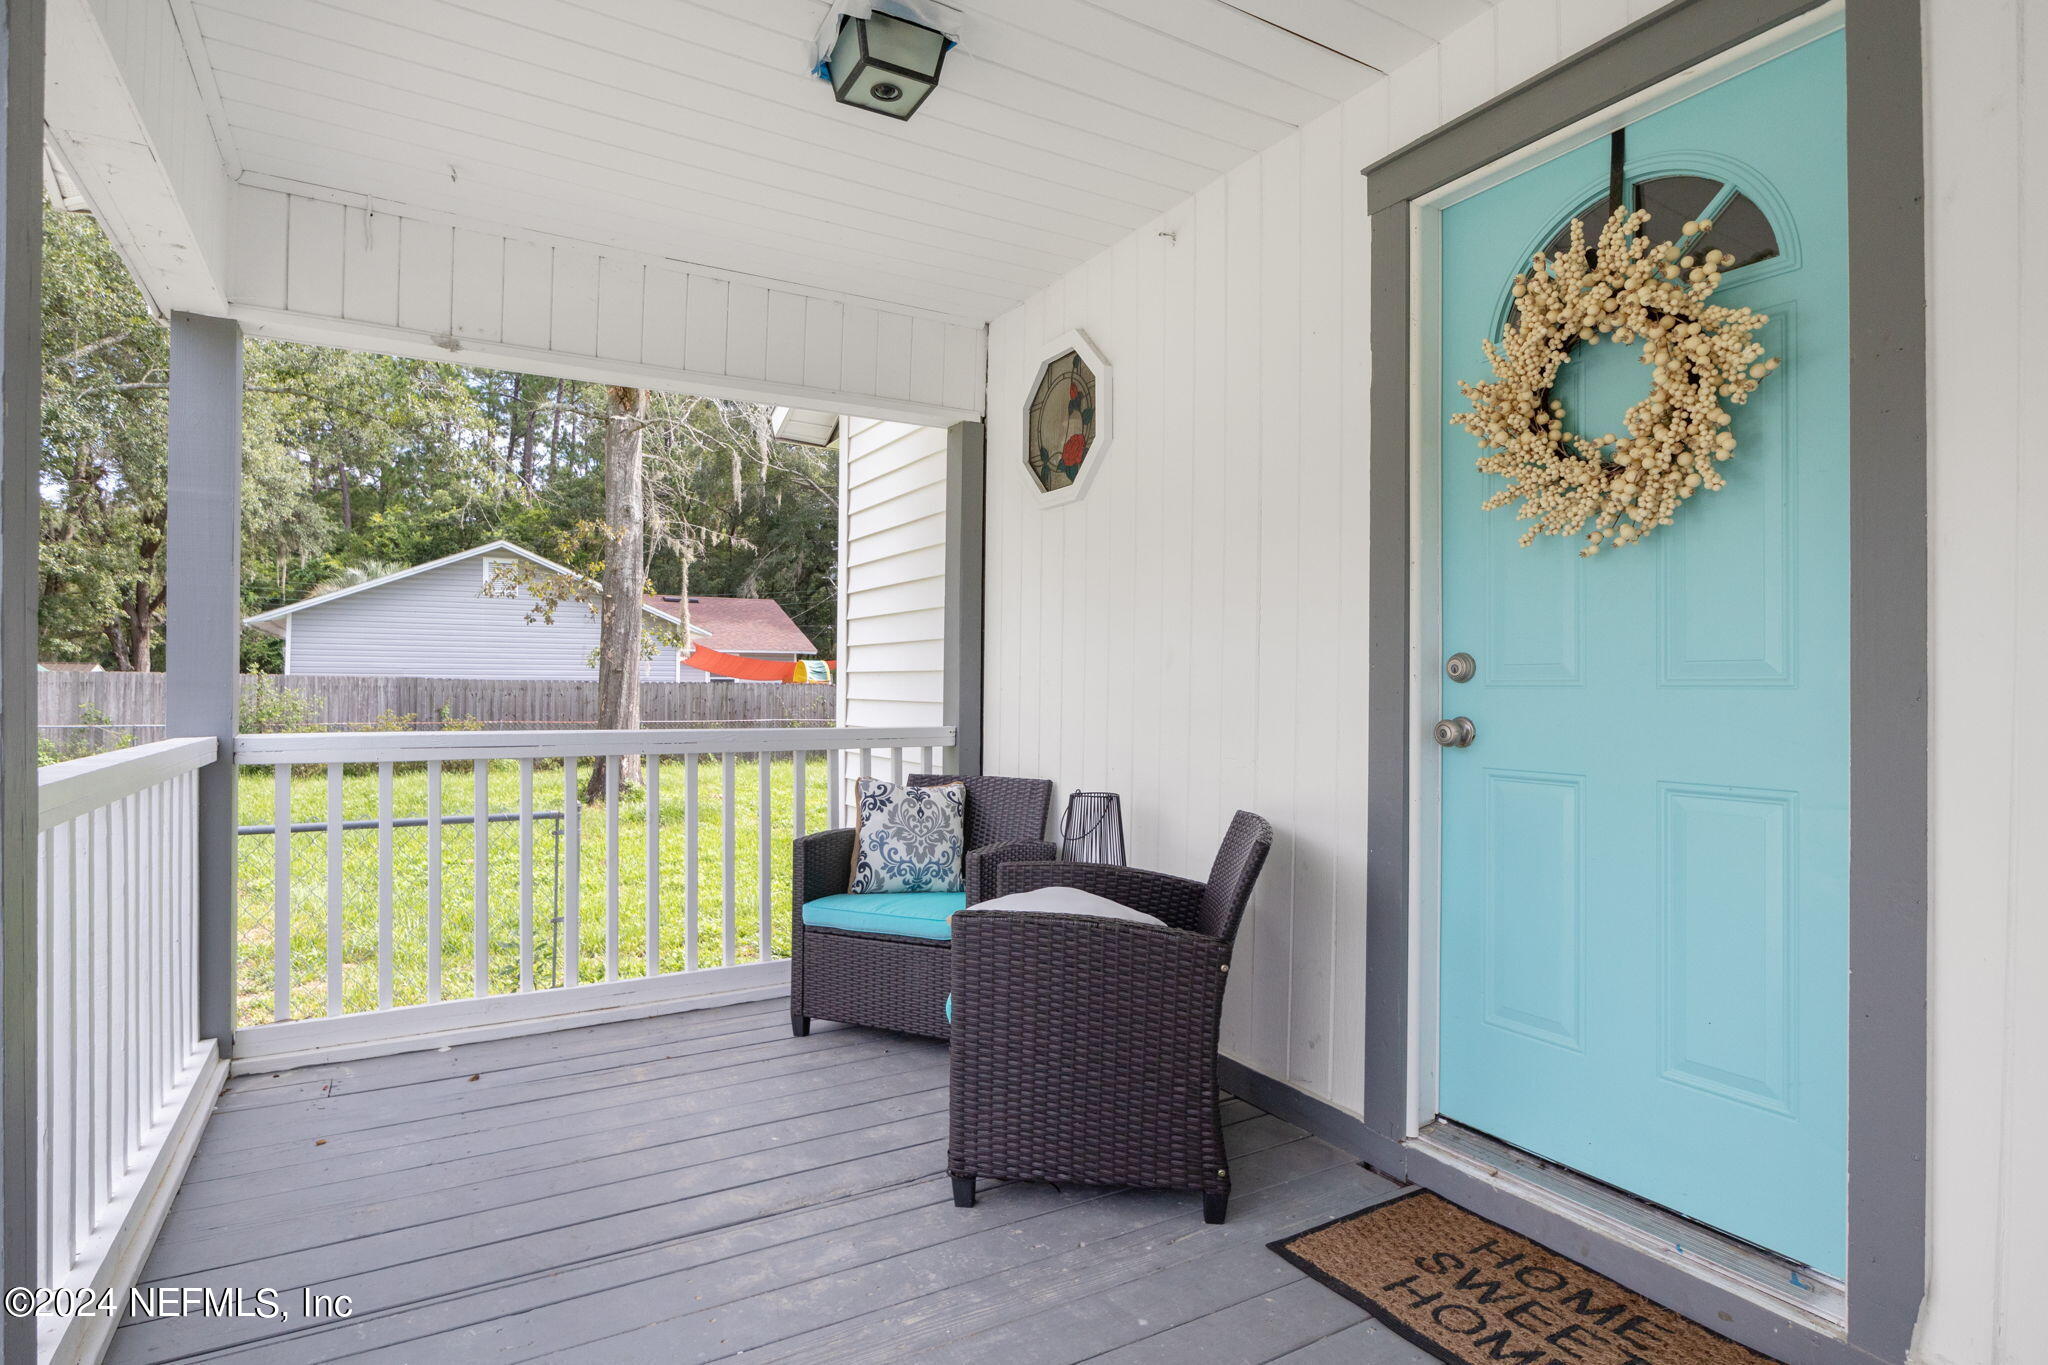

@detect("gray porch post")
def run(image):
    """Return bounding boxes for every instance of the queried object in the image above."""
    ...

[943,420,985,777]
[0,0,44,1349]
[166,313,243,1048]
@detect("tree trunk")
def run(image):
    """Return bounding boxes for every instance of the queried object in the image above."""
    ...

[587,385,649,802]
[547,378,566,476]
[517,388,536,487]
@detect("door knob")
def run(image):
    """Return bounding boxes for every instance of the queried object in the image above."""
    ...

[1433,716,1476,748]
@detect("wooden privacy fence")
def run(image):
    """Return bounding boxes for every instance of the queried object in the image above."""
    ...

[39,672,836,745]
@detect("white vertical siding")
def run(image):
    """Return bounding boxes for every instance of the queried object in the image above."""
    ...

[223,188,984,427]
[280,558,681,682]
[838,417,949,741]
[986,112,1378,1113]
[980,2,2048,1356]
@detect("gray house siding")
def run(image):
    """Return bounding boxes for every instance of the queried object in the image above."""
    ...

[281,557,684,681]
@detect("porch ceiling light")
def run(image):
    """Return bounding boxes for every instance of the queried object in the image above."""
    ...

[827,11,949,121]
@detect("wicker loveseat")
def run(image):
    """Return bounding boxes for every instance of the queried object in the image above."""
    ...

[946,811,1274,1223]
[789,774,1054,1040]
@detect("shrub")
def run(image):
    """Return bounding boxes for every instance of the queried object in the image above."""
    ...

[433,703,484,732]
[239,673,327,734]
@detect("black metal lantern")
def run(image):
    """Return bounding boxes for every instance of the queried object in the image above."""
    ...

[1059,792,1126,867]
[828,11,950,121]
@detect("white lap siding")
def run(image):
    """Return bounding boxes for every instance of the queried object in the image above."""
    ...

[838,416,948,787]
[282,557,681,681]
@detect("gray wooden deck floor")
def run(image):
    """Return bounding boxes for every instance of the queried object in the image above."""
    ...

[108,997,1429,1363]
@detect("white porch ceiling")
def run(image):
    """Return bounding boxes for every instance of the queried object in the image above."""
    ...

[168,0,1495,324]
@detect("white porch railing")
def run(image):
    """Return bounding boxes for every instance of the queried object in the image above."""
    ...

[229,725,952,1066]
[35,738,226,1365]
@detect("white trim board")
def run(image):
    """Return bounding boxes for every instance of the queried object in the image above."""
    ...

[232,724,956,765]
[231,961,791,1073]
[230,304,982,431]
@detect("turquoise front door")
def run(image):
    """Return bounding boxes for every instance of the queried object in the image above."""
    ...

[1435,31,1849,1276]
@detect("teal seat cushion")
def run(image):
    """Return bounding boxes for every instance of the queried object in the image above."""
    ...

[800,891,967,941]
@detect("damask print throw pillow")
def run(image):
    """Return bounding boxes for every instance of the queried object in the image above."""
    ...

[850,778,968,894]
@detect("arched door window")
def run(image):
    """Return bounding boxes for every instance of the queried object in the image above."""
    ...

[1535,173,1780,270]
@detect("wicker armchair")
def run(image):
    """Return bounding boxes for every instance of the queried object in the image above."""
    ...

[789,774,1054,1040]
[946,811,1273,1224]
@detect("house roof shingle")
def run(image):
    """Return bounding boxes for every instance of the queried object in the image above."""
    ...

[644,594,817,656]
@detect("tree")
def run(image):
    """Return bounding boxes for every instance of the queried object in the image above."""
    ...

[589,385,651,800]
[38,201,488,669]
[40,201,842,680]
[641,398,838,657]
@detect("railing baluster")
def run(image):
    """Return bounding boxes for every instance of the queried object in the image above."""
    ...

[605,755,621,981]
[684,754,700,970]
[564,757,581,988]
[88,806,107,1225]
[113,793,131,1172]
[139,790,153,1136]
[130,792,149,1154]
[827,748,843,828]
[426,759,443,1004]
[721,752,737,967]
[757,751,774,965]
[377,761,396,1011]
[890,746,905,789]
[645,753,661,977]
[132,791,146,1151]
[922,745,936,779]
[519,758,535,993]
[474,759,490,998]
[183,769,197,1047]
[854,747,873,831]
[146,782,163,1120]
[131,792,147,1152]
[325,762,344,1015]
[792,749,808,855]
[66,814,84,1267]
[43,822,69,1280]
[140,789,153,1137]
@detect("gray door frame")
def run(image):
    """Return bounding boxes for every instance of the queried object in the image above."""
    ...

[1360,3,1926,1363]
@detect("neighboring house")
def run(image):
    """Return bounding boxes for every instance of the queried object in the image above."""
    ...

[645,593,818,682]
[36,661,104,673]
[244,541,810,682]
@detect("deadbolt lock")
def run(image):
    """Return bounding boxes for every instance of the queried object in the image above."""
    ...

[1433,716,1477,749]
[1445,652,1477,683]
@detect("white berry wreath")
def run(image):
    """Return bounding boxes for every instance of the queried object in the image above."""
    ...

[1450,206,1779,556]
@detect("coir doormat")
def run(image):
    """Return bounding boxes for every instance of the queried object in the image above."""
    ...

[1270,1190,1785,1365]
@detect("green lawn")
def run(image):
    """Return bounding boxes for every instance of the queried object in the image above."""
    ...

[235,756,830,1028]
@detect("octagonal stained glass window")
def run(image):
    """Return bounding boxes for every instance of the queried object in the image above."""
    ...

[1026,349,1097,495]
